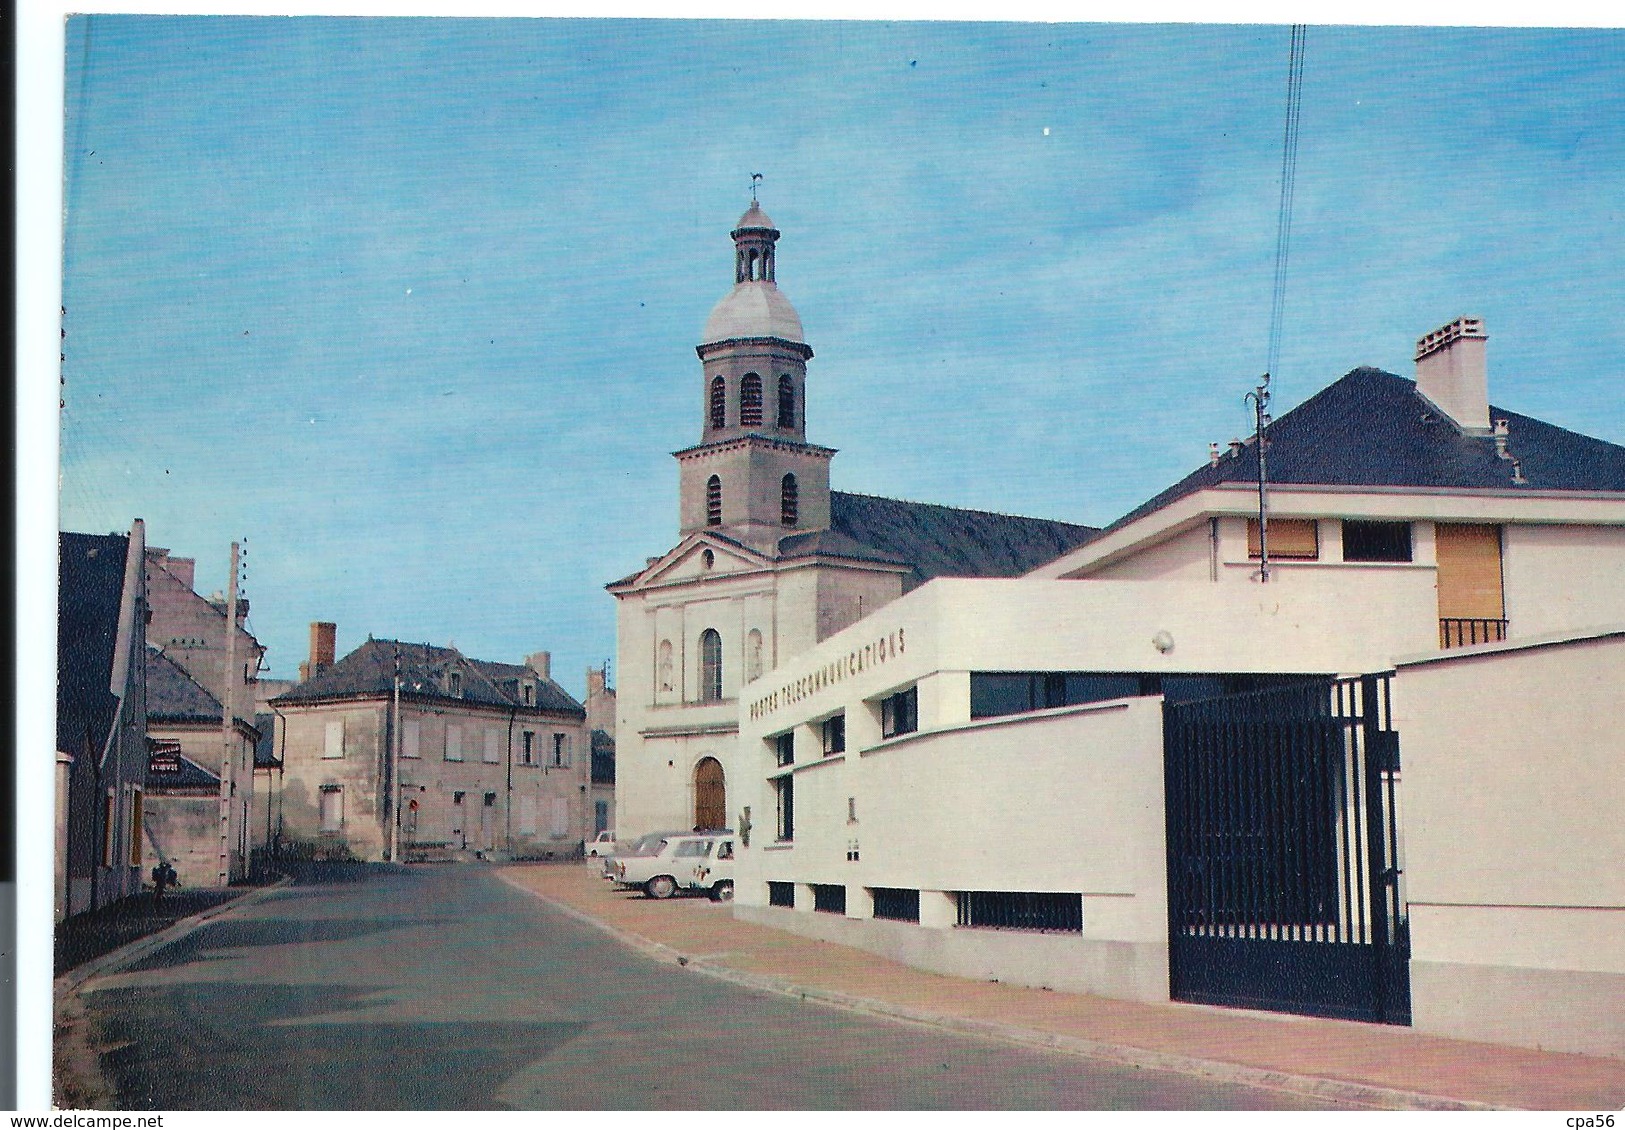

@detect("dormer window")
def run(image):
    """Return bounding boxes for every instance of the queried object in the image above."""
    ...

[448,670,463,697]
[522,682,535,706]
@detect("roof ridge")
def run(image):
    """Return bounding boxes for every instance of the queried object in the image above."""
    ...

[833,489,1095,529]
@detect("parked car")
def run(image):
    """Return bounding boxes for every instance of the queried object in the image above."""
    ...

[682,834,735,902]
[609,830,733,899]
[601,830,686,884]
[585,830,617,858]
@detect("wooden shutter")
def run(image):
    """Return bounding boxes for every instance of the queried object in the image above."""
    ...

[1247,518,1318,559]
[403,719,421,759]
[483,729,501,764]
[445,723,463,761]
[1435,523,1504,618]
[323,719,344,759]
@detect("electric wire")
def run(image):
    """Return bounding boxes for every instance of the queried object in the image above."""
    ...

[1265,24,1307,385]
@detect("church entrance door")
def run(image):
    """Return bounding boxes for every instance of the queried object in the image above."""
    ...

[694,758,726,830]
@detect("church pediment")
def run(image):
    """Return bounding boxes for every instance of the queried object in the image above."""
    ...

[618,531,775,591]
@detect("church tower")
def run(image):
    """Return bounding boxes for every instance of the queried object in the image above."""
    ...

[676,201,834,550]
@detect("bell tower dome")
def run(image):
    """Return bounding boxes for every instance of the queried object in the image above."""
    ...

[676,197,834,550]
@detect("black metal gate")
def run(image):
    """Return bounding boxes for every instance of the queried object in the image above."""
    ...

[1163,674,1410,1024]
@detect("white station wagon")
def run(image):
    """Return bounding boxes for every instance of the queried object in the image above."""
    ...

[609,831,734,900]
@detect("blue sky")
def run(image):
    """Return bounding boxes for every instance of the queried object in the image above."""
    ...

[58,17,1625,691]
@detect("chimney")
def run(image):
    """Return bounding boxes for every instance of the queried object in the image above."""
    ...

[299,621,336,682]
[526,650,552,680]
[586,666,605,698]
[1415,316,1490,433]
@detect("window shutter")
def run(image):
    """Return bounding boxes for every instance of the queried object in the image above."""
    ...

[403,719,421,759]
[549,797,569,838]
[1435,523,1505,618]
[324,719,345,759]
[519,796,538,836]
[483,729,501,764]
[1248,518,1319,560]
[445,724,463,761]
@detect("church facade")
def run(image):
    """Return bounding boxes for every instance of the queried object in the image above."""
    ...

[607,202,1094,841]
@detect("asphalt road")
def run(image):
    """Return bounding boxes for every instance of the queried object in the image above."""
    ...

[79,863,1345,1110]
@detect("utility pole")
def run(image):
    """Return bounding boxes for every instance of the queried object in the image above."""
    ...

[388,652,402,862]
[217,541,240,886]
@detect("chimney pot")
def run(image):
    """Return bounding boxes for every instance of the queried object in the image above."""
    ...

[1415,316,1490,433]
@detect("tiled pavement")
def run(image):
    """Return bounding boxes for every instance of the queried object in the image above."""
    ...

[500,862,1625,1111]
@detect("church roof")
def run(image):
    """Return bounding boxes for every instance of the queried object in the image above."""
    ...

[273,639,585,717]
[780,491,1099,588]
[703,282,805,345]
[1103,367,1625,536]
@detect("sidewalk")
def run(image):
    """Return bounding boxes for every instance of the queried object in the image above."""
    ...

[500,862,1625,1111]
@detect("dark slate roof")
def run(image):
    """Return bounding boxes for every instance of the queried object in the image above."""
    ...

[254,712,279,769]
[779,491,1099,588]
[58,533,130,758]
[145,647,222,724]
[145,740,221,790]
[272,639,585,717]
[1104,368,1625,535]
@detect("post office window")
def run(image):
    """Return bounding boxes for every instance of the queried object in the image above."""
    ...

[822,714,845,755]
[1342,520,1413,562]
[881,686,918,738]
[775,732,794,767]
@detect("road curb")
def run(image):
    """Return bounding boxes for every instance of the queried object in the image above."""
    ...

[55,875,293,996]
[497,874,1504,1112]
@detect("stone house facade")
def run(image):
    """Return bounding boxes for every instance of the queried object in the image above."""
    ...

[273,627,590,861]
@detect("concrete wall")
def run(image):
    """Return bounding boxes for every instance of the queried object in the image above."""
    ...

[1502,524,1625,638]
[1394,629,1625,1057]
[736,698,1171,1003]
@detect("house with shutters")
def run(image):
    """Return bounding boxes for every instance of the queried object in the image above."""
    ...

[271,624,590,861]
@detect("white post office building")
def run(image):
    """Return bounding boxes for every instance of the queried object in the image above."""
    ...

[613,203,1625,1058]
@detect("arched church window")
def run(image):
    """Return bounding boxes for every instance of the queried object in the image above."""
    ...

[657,640,674,693]
[709,377,726,429]
[706,476,722,526]
[740,374,763,426]
[777,375,796,429]
[699,629,723,703]
[781,473,799,527]
[746,629,764,682]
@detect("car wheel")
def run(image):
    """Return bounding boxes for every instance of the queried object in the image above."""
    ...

[711,880,734,903]
[646,875,677,900]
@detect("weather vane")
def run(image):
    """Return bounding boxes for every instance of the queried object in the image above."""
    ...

[751,173,763,203]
